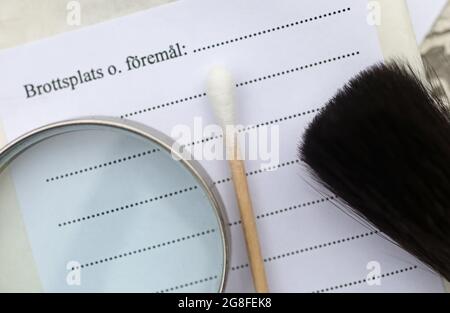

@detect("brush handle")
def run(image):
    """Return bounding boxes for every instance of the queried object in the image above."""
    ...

[227,140,269,293]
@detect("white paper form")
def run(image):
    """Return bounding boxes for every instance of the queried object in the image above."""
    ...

[0,0,445,292]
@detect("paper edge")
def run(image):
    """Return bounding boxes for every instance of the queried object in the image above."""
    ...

[375,0,425,73]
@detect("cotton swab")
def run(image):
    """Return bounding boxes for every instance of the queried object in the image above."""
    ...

[208,66,269,293]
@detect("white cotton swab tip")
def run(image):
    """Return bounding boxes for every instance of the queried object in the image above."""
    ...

[207,66,236,127]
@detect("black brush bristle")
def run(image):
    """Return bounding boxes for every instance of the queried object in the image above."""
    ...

[299,61,450,281]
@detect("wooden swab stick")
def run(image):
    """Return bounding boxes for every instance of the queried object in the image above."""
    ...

[208,66,269,293]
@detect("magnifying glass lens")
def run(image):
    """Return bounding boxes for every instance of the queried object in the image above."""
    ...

[0,122,227,292]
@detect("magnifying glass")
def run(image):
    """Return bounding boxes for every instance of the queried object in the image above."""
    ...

[0,117,229,292]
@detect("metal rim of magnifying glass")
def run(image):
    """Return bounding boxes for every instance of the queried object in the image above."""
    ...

[0,116,230,293]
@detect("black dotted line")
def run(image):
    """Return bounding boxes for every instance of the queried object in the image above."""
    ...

[47,108,320,185]
[58,186,198,227]
[192,8,352,53]
[119,51,358,119]
[238,108,321,131]
[183,107,322,148]
[156,275,218,293]
[213,159,300,185]
[45,148,160,183]
[228,196,336,227]
[236,52,360,88]
[231,231,378,271]
[183,133,222,148]
[73,229,216,270]
[312,266,418,293]
[56,157,302,227]
[120,92,207,119]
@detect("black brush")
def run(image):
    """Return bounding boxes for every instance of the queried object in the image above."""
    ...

[299,61,450,281]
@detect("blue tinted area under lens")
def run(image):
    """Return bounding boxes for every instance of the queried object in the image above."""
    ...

[0,126,225,292]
